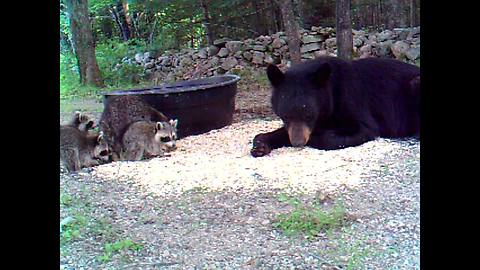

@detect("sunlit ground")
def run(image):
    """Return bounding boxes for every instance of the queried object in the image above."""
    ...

[92,119,414,197]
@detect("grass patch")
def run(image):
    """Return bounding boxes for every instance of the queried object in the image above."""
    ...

[60,40,152,100]
[60,214,88,243]
[232,66,270,90]
[98,239,143,263]
[274,194,346,239]
[60,193,74,206]
[324,229,382,270]
[90,216,118,241]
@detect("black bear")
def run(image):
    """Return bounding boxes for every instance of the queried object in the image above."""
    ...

[250,56,420,157]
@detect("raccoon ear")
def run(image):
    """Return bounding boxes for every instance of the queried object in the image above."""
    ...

[74,111,82,119]
[266,64,284,87]
[170,119,178,128]
[97,131,104,142]
[156,122,164,131]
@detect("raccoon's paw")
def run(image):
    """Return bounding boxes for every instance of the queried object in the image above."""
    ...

[250,141,271,157]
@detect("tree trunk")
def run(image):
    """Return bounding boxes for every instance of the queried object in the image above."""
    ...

[292,0,305,29]
[252,0,266,35]
[410,0,417,27]
[199,0,214,45]
[278,0,301,64]
[65,0,104,87]
[122,0,133,38]
[148,17,158,45]
[115,1,130,41]
[131,12,141,38]
[268,0,280,34]
[389,0,406,28]
[60,29,72,54]
[336,0,353,60]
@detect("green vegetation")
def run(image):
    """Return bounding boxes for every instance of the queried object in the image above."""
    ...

[60,214,88,243]
[98,239,143,263]
[232,66,270,90]
[60,40,148,99]
[60,0,419,99]
[60,188,140,263]
[321,228,388,270]
[274,194,346,239]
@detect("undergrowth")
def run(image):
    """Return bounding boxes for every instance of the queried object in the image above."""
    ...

[274,194,347,239]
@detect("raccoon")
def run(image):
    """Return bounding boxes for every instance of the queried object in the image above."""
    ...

[120,119,178,161]
[99,95,170,161]
[67,111,97,133]
[60,126,110,172]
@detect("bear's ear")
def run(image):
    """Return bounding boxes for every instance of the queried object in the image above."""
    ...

[313,63,332,85]
[266,64,284,87]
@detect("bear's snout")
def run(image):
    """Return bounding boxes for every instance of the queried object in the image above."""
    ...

[287,122,311,147]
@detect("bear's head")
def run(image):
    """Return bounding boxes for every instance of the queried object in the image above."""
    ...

[267,61,333,147]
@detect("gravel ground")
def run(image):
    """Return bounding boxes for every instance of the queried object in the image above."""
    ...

[60,81,419,269]
[60,116,420,269]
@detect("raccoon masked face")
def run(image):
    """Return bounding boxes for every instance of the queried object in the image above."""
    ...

[154,119,178,151]
[74,111,97,132]
[94,131,111,162]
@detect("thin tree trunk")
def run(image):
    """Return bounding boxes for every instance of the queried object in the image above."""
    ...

[131,12,141,38]
[148,16,158,45]
[109,6,124,40]
[268,0,280,34]
[122,0,133,38]
[199,0,214,45]
[252,0,266,35]
[336,0,353,60]
[190,16,195,48]
[65,0,104,87]
[372,5,376,26]
[410,0,417,27]
[293,0,304,29]
[115,1,130,41]
[389,0,406,28]
[278,0,301,64]
[60,29,72,54]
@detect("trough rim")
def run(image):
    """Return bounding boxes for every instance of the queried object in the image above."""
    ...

[102,74,241,96]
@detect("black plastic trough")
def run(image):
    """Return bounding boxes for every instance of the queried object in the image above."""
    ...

[103,75,241,139]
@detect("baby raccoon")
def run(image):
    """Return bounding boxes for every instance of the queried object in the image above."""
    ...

[99,95,170,161]
[121,119,178,161]
[60,126,110,172]
[67,111,97,133]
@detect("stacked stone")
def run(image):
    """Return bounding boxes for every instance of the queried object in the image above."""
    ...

[124,26,420,82]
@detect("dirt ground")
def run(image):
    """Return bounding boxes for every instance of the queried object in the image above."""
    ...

[60,81,420,270]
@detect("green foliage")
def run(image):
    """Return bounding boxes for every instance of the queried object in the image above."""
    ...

[324,229,380,270]
[60,193,73,206]
[232,66,270,91]
[60,39,148,99]
[98,239,143,263]
[277,193,301,206]
[274,195,346,239]
[60,52,83,98]
[60,214,88,243]
[95,39,146,88]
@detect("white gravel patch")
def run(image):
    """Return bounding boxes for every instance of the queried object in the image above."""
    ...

[93,119,407,197]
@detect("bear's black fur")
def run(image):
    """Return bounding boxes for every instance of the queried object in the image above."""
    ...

[251,56,420,157]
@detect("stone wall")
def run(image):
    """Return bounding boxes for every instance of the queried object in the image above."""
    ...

[121,26,420,83]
